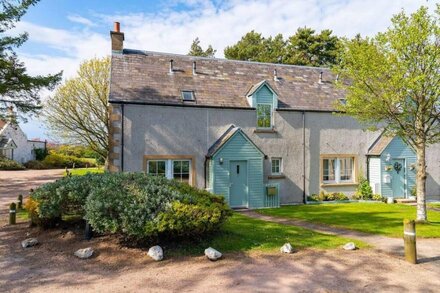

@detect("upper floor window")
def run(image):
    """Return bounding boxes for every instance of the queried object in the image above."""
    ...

[257,104,272,128]
[271,158,282,175]
[322,156,355,184]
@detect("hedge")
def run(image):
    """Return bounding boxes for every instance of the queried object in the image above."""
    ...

[28,173,231,241]
[0,157,25,170]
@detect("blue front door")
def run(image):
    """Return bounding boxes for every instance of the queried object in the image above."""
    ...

[391,159,406,197]
[229,160,248,207]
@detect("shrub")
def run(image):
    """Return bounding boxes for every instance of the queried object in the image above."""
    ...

[34,148,48,161]
[25,153,97,169]
[309,191,348,202]
[355,176,373,200]
[0,157,25,170]
[29,173,231,241]
[372,194,384,201]
[24,197,40,226]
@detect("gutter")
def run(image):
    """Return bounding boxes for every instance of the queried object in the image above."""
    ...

[302,111,306,204]
[121,104,124,172]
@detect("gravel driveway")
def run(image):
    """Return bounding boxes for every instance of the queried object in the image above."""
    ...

[0,169,64,220]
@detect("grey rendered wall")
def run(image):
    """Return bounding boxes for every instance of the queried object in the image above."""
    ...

[121,104,387,204]
[426,144,440,200]
[0,123,39,163]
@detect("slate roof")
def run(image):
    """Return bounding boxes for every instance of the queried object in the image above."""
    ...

[109,49,344,111]
[207,125,265,158]
[368,134,394,156]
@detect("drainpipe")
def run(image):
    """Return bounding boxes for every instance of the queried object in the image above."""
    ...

[204,156,207,189]
[302,111,306,204]
[121,104,124,172]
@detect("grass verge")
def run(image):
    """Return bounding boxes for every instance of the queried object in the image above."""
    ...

[65,167,104,176]
[258,202,440,238]
[166,213,367,256]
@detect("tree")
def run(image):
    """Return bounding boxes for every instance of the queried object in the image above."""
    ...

[44,57,110,164]
[0,0,61,119]
[187,37,216,57]
[335,6,440,222]
[286,28,341,66]
[224,31,265,62]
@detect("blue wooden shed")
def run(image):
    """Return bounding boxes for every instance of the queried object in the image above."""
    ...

[206,125,277,208]
[367,134,416,198]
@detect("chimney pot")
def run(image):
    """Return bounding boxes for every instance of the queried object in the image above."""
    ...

[114,22,120,33]
[110,21,124,52]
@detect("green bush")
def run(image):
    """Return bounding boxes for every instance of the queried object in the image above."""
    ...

[372,194,385,201]
[34,148,48,161]
[355,176,373,200]
[29,173,231,241]
[25,153,97,169]
[0,156,25,170]
[308,191,348,202]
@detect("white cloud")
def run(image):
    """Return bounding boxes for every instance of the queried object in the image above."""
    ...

[67,14,96,27]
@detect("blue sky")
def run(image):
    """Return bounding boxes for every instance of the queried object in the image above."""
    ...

[12,0,437,140]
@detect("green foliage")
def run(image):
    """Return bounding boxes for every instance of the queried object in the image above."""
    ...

[224,28,340,66]
[187,37,216,57]
[29,173,231,241]
[307,191,348,202]
[34,148,48,160]
[0,0,62,119]
[372,194,385,202]
[0,156,24,170]
[354,176,373,200]
[25,153,97,169]
[44,57,110,162]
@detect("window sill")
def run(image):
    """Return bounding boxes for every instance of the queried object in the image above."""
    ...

[320,182,358,187]
[268,174,286,179]
[254,128,277,133]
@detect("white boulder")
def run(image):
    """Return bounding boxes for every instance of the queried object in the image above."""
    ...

[21,238,38,248]
[204,247,222,261]
[343,242,356,251]
[280,243,294,254]
[74,247,94,259]
[147,245,163,261]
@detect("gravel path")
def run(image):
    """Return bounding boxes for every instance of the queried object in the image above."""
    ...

[0,169,64,220]
[1,222,440,293]
[241,210,440,273]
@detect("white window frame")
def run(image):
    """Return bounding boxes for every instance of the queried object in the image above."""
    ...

[256,103,273,129]
[271,157,282,175]
[146,159,192,184]
[321,156,355,185]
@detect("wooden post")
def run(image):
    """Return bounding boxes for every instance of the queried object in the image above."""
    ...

[84,221,93,240]
[9,202,16,225]
[17,194,23,210]
[403,219,417,264]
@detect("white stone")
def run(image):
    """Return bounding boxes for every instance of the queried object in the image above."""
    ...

[21,238,38,248]
[280,243,294,254]
[343,242,356,250]
[204,247,222,261]
[147,245,163,261]
[387,197,394,204]
[74,247,94,259]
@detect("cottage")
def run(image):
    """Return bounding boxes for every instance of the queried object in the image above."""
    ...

[108,23,440,207]
[0,108,46,163]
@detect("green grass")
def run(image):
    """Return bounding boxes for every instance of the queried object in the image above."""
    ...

[166,213,367,256]
[258,203,440,238]
[65,167,104,176]
[16,209,29,221]
[428,203,440,209]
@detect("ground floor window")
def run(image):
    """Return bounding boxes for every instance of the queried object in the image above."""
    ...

[321,155,355,184]
[145,156,194,185]
[271,157,282,175]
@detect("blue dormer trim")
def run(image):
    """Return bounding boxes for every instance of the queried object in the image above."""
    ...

[246,80,278,109]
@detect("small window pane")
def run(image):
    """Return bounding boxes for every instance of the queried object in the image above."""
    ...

[173,160,191,183]
[157,161,166,176]
[323,158,336,182]
[340,158,353,181]
[182,161,190,173]
[257,104,272,128]
[271,158,281,174]
[181,91,195,101]
[148,160,166,176]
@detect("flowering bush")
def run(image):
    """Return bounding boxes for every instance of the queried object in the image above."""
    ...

[29,173,231,241]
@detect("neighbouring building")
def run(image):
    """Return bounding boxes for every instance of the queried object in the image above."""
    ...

[0,108,46,164]
[108,23,440,208]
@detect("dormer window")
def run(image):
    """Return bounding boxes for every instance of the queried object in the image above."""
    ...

[257,104,272,128]
[181,90,195,101]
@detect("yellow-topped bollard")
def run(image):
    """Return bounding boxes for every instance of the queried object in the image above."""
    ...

[403,219,417,264]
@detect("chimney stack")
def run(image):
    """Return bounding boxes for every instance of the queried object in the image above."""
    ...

[110,22,124,52]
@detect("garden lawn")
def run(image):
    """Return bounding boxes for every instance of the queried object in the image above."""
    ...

[166,213,367,256]
[258,203,440,238]
[65,168,104,176]
[428,203,440,209]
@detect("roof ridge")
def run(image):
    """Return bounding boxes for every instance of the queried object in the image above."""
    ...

[122,49,332,71]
